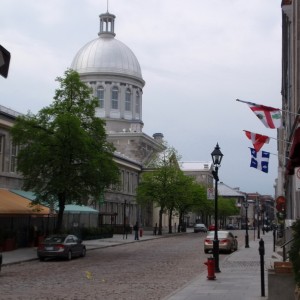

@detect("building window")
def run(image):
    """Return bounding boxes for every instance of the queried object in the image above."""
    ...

[125,88,131,111]
[135,91,140,113]
[10,142,18,173]
[111,86,119,109]
[97,86,104,108]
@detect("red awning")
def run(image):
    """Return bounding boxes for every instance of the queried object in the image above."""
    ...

[287,127,300,175]
[290,127,300,159]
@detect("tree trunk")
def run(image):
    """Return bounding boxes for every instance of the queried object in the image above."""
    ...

[158,208,163,235]
[168,209,173,233]
[178,211,183,232]
[55,193,66,232]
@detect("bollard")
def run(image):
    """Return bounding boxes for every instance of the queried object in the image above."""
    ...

[204,257,216,280]
[258,238,265,297]
[273,229,276,252]
[139,228,143,238]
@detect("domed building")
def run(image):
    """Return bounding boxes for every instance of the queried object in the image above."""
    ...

[71,11,164,228]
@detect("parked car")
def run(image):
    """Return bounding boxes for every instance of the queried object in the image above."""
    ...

[37,234,86,261]
[194,223,207,233]
[204,230,238,254]
[208,224,215,231]
[0,252,2,272]
[226,224,238,230]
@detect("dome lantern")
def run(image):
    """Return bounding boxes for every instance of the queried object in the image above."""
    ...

[98,12,116,38]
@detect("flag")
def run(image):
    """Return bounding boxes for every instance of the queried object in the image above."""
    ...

[250,148,270,173]
[244,130,270,152]
[237,99,282,129]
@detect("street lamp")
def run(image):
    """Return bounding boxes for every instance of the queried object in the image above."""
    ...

[211,143,223,273]
[243,198,249,248]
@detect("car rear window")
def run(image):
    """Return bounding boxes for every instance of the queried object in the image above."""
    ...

[45,236,65,243]
[207,231,228,238]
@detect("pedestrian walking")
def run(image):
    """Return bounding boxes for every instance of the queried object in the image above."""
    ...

[133,222,139,240]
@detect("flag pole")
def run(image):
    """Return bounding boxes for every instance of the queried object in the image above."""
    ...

[243,130,292,144]
[236,99,300,117]
[247,147,289,159]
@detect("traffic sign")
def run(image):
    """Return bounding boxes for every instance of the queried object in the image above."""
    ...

[276,196,286,205]
[0,45,11,78]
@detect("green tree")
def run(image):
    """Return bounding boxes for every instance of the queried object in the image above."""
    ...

[218,198,239,227]
[166,170,195,233]
[11,69,119,231]
[188,182,213,226]
[136,146,182,235]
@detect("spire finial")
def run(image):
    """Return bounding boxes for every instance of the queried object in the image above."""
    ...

[107,0,109,12]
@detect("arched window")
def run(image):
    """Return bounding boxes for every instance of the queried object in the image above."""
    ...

[97,86,104,108]
[135,91,140,113]
[111,86,119,109]
[125,88,131,111]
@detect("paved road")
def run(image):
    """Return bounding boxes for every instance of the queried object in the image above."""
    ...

[0,233,204,299]
[0,231,246,300]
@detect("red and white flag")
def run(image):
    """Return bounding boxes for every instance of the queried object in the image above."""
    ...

[244,130,270,152]
[237,99,282,129]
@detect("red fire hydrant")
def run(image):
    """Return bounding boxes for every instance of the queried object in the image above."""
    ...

[204,257,216,280]
[139,228,143,237]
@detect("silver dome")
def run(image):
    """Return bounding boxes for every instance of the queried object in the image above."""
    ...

[71,37,143,80]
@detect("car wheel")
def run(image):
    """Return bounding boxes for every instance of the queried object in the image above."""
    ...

[67,250,72,261]
[39,256,45,262]
[80,247,86,257]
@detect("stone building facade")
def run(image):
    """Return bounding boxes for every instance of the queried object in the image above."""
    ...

[70,11,165,228]
[0,105,23,190]
[0,11,165,230]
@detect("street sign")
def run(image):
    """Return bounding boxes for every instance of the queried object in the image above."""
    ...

[0,45,11,78]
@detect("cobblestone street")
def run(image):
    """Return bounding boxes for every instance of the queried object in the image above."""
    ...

[0,233,235,300]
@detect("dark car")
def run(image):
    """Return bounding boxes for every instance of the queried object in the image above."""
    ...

[37,234,86,261]
[194,223,207,233]
[226,224,238,230]
[204,230,238,254]
[0,252,2,271]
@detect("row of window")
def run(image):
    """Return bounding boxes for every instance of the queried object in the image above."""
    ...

[119,169,138,194]
[96,86,140,112]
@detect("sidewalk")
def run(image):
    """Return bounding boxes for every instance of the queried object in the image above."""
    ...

[163,231,278,300]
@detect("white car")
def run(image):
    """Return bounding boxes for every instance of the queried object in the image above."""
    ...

[204,230,238,253]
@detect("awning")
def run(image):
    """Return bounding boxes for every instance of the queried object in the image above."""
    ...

[64,204,99,214]
[8,189,98,214]
[287,127,300,175]
[289,127,300,160]
[0,189,51,215]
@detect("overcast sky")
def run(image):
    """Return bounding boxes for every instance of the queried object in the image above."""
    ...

[1,0,282,196]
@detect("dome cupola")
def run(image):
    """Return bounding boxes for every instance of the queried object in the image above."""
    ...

[70,12,143,82]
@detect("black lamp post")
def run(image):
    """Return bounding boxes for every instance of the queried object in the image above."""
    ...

[211,143,223,273]
[257,199,261,239]
[243,198,249,248]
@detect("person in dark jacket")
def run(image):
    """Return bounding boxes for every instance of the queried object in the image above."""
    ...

[133,222,139,240]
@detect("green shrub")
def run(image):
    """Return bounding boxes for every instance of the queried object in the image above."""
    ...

[80,226,113,240]
[289,220,300,286]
